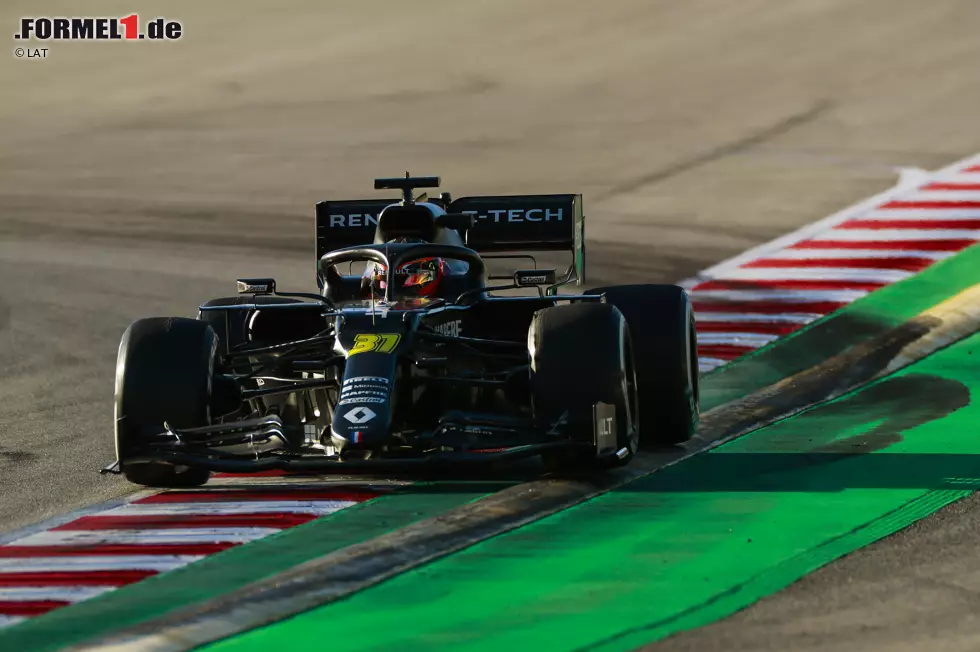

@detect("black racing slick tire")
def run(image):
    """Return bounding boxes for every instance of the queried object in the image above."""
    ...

[587,284,699,447]
[529,302,639,473]
[114,317,215,488]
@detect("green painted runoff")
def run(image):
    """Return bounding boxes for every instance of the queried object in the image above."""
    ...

[203,331,980,652]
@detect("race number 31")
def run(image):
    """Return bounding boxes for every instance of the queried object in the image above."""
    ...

[349,333,401,356]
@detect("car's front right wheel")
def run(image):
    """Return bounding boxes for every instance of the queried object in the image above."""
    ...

[528,302,639,474]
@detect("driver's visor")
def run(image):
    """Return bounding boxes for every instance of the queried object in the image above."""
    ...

[403,269,436,287]
[397,259,438,288]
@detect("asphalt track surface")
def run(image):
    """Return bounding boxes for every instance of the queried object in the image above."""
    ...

[1,0,979,648]
[652,492,980,652]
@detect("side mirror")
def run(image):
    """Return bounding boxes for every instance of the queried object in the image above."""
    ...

[436,212,475,232]
[514,269,557,287]
[237,278,276,295]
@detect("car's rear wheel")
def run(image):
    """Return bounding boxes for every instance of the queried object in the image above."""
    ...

[114,317,215,487]
[586,284,699,447]
[529,302,639,473]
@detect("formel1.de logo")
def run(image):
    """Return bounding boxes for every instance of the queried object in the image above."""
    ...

[14,15,182,41]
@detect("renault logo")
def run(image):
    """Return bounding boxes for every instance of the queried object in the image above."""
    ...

[343,407,377,424]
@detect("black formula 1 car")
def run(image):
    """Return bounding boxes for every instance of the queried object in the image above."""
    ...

[104,176,699,487]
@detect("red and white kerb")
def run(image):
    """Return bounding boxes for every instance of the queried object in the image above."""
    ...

[685,155,980,372]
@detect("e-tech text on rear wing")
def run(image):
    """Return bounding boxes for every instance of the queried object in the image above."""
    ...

[314,193,585,287]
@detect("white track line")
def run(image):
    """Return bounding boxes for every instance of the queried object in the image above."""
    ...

[711,267,913,283]
[0,587,115,602]
[699,360,726,373]
[9,528,280,547]
[102,501,357,517]
[805,229,980,241]
[695,312,827,324]
[690,289,870,303]
[696,333,781,347]
[751,248,952,261]
[888,191,980,202]
[0,616,25,628]
[0,556,203,573]
[855,209,980,220]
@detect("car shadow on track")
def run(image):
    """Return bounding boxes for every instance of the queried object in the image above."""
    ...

[620,373,980,494]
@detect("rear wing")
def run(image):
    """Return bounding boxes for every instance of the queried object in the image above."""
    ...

[314,194,585,286]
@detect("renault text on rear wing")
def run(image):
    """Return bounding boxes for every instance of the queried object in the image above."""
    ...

[315,194,585,285]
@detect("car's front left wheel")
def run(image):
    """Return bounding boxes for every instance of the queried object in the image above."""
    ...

[114,317,216,487]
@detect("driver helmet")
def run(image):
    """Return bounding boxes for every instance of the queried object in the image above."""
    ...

[364,255,447,298]
[389,256,446,297]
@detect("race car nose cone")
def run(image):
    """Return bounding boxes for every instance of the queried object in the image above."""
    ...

[330,406,389,451]
[331,399,392,450]
[331,355,396,451]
